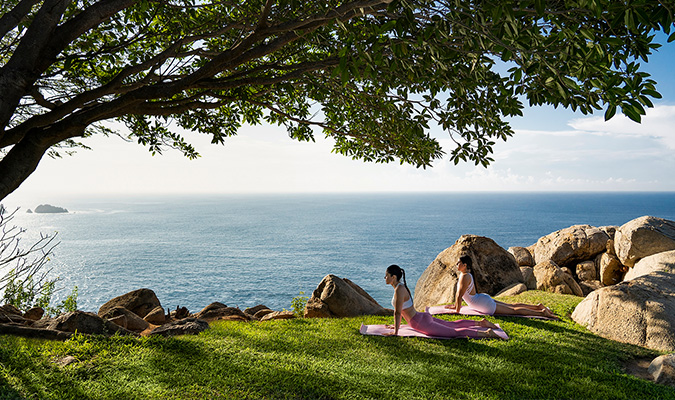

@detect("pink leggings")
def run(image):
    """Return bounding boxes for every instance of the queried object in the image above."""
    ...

[408,312,487,338]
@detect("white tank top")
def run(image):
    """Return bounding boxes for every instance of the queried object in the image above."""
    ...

[392,283,414,309]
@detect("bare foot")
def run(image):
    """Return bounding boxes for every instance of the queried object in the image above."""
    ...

[543,309,559,319]
[479,318,499,330]
[481,328,503,339]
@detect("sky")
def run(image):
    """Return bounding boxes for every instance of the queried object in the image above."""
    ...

[4,36,675,206]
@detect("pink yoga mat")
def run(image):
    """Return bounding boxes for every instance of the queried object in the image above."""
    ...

[425,305,556,320]
[359,323,509,340]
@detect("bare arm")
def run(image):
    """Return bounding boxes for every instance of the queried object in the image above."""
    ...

[392,286,405,335]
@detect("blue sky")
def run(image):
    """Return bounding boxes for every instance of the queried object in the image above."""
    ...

[4,35,675,206]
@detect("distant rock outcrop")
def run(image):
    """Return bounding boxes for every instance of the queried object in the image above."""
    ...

[34,204,68,213]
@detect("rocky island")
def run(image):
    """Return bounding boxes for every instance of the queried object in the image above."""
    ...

[32,204,68,213]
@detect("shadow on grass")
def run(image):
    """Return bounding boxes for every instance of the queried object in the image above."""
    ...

[0,375,28,400]
[185,316,672,400]
[2,315,674,400]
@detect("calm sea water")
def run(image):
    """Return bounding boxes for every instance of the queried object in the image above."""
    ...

[3,192,675,314]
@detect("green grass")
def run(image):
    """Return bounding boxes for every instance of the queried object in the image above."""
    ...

[1,291,673,399]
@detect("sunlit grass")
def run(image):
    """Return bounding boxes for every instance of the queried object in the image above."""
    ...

[1,291,672,399]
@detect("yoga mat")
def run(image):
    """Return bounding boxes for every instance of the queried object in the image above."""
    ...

[425,305,557,320]
[359,323,509,340]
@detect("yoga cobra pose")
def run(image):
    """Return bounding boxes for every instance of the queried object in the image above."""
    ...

[445,256,557,319]
[384,264,503,339]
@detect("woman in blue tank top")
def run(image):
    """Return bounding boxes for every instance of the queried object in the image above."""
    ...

[446,256,557,319]
[383,264,503,339]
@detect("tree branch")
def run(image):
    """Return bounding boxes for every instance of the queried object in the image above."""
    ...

[0,0,42,39]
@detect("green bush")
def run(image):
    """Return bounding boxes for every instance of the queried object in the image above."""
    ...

[0,209,77,315]
[290,291,309,317]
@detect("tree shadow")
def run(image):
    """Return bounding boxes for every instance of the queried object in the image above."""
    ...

[1,315,673,399]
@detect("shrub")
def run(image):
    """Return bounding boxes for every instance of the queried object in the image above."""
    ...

[290,291,309,317]
[0,208,77,315]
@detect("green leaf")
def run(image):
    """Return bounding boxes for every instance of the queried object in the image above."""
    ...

[622,105,641,123]
[604,105,617,121]
[642,89,662,99]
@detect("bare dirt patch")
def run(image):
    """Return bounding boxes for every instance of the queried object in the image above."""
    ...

[622,357,654,381]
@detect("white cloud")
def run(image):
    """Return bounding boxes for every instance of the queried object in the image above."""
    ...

[568,105,675,149]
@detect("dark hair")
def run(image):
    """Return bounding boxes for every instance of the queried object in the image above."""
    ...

[459,255,472,269]
[387,264,412,298]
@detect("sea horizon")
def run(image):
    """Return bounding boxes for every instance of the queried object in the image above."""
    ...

[3,191,675,315]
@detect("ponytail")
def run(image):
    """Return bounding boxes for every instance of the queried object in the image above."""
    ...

[401,268,412,298]
[387,264,412,298]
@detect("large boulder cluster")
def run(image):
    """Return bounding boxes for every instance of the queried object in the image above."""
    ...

[412,215,675,356]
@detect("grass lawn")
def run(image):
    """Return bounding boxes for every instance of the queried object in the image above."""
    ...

[1,291,673,399]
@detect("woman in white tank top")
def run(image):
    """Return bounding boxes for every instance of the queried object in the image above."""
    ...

[446,256,557,319]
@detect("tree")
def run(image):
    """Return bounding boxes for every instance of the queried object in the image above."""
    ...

[1,0,673,200]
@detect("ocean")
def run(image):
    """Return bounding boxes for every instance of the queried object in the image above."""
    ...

[3,192,675,314]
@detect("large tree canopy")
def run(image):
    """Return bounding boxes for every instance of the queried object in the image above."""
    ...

[1,0,674,200]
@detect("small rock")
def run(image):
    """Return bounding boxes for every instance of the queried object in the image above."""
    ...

[245,304,270,316]
[495,283,528,297]
[100,306,149,332]
[520,266,536,290]
[576,261,597,281]
[98,288,162,319]
[108,315,127,329]
[599,253,626,286]
[143,306,165,325]
[261,311,296,321]
[24,307,45,321]
[54,356,78,367]
[578,280,604,296]
[171,306,189,320]
[508,246,534,267]
[533,260,583,296]
[47,311,135,336]
[194,303,249,322]
[149,318,209,337]
[648,354,675,387]
[253,309,275,319]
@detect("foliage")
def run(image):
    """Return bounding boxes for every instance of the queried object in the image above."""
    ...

[2,274,78,316]
[0,209,77,315]
[1,291,673,399]
[1,0,675,199]
[290,290,309,317]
